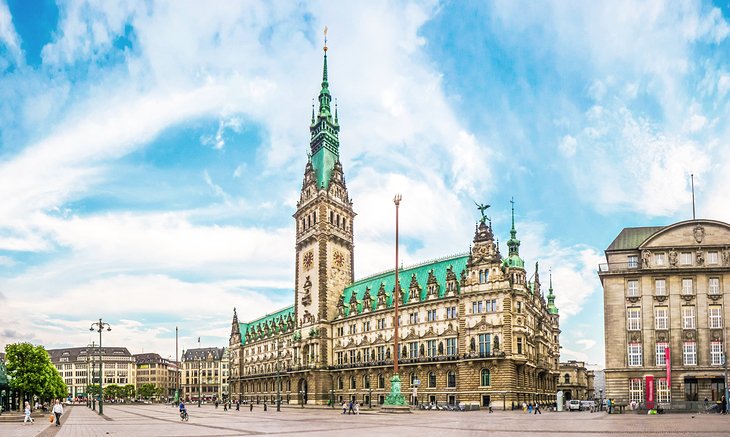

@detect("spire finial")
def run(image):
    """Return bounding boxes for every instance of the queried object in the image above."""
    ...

[323,26,328,52]
[311,98,315,124]
[510,197,515,231]
[334,98,338,123]
[549,268,553,291]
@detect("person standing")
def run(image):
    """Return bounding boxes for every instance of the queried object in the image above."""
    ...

[354,401,360,415]
[249,402,253,412]
[52,400,63,426]
[534,403,541,415]
[23,401,34,424]
[236,400,240,411]
[342,401,347,414]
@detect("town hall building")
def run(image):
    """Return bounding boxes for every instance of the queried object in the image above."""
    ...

[228,41,562,409]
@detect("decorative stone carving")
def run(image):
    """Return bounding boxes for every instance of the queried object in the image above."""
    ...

[669,250,678,267]
[696,250,704,266]
[302,276,312,306]
[642,250,651,268]
[723,247,730,266]
[693,224,705,244]
[683,330,696,340]
[630,332,641,342]
[711,330,723,341]
[656,331,667,342]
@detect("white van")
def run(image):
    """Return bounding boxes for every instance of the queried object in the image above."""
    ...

[568,399,581,411]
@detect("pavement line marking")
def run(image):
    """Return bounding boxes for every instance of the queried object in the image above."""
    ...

[104,406,264,435]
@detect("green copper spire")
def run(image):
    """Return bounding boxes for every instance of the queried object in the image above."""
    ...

[505,198,524,268]
[308,29,340,190]
[547,268,558,314]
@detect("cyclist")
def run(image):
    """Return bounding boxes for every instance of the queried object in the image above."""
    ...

[179,401,188,421]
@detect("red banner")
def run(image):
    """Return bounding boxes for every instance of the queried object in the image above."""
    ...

[665,347,671,391]
[645,375,655,409]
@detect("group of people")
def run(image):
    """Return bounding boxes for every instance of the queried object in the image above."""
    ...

[521,402,542,414]
[341,400,360,414]
[23,399,64,426]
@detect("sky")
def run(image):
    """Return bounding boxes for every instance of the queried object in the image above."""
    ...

[0,0,728,369]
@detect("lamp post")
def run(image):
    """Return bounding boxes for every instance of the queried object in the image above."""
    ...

[198,338,202,408]
[86,341,96,408]
[89,318,111,415]
[384,194,406,407]
[724,352,729,413]
[599,389,604,412]
[368,388,373,409]
[1,389,5,415]
[329,389,334,409]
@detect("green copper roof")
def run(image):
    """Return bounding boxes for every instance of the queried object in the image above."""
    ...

[308,47,340,190]
[238,305,294,345]
[342,254,469,316]
[506,199,524,267]
[606,226,665,251]
[547,271,558,314]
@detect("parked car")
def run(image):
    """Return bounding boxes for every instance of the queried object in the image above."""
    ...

[568,400,581,411]
[580,400,595,411]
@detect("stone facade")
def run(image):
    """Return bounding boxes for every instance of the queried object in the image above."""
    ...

[134,353,181,399]
[557,360,595,400]
[48,346,136,398]
[599,219,730,406]
[181,347,229,402]
[228,44,562,410]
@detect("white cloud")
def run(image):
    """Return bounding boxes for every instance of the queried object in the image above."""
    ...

[0,0,22,66]
[558,135,577,157]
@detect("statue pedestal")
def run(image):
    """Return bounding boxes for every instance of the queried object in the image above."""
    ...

[381,374,411,414]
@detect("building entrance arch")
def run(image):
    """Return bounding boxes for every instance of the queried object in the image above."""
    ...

[298,378,308,405]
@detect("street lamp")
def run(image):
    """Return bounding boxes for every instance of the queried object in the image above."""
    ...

[329,389,334,409]
[1,389,5,415]
[198,338,202,408]
[299,390,305,408]
[86,341,96,409]
[599,389,604,412]
[89,318,111,415]
[368,388,373,409]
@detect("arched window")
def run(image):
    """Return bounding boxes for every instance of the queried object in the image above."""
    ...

[378,373,385,389]
[363,375,370,389]
[350,375,356,389]
[481,369,491,387]
[564,374,571,384]
[337,377,344,390]
[428,372,436,388]
[410,373,418,386]
[447,371,456,388]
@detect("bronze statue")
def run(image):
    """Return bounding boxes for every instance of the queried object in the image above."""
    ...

[475,201,491,224]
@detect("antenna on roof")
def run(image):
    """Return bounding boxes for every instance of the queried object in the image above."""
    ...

[691,173,696,220]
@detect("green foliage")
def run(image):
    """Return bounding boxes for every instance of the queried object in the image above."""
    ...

[4,343,67,401]
[104,384,121,399]
[123,384,136,399]
[87,384,101,397]
[138,383,160,399]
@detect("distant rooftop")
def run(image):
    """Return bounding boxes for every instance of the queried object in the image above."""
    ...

[606,226,665,251]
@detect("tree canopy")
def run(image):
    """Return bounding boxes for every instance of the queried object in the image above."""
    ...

[138,383,162,399]
[4,343,67,400]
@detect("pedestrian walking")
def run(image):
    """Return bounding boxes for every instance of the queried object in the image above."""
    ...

[522,402,527,412]
[52,400,63,426]
[215,400,219,409]
[263,402,267,412]
[23,401,34,424]
[224,401,228,411]
[249,402,253,412]
[534,403,541,414]
[342,401,347,414]
[348,400,354,415]
[354,401,360,415]
[236,400,240,411]
[528,403,533,414]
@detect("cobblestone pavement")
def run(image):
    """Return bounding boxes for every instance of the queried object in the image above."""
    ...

[1,404,730,437]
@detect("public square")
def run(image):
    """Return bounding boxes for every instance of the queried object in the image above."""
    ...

[2,405,730,437]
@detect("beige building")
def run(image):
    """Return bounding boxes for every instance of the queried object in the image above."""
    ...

[134,353,181,400]
[599,219,730,407]
[227,45,562,409]
[48,346,136,398]
[182,347,229,402]
[557,360,595,401]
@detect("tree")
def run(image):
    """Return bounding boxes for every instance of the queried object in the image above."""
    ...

[122,384,136,399]
[138,383,158,399]
[4,343,68,403]
[87,384,101,397]
[104,384,121,400]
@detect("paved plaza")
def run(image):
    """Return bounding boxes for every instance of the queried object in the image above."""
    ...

[1,404,730,437]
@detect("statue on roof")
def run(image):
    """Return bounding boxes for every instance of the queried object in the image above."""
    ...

[474,201,491,225]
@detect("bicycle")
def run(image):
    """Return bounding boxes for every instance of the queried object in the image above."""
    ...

[180,410,189,421]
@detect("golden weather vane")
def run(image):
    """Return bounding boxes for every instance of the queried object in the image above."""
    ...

[324,26,328,51]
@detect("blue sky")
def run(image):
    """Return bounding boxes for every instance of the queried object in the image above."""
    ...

[0,1,728,368]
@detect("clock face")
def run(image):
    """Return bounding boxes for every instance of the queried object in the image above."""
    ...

[333,251,345,268]
[303,251,314,270]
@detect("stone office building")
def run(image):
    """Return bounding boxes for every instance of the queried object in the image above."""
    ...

[227,42,562,409]
[134,353,181,400]
[557,360,595,401]
[599,219,730,406]
[47,346,136,398]
[181,347,229,402]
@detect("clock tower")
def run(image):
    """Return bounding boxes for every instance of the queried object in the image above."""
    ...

[293,39,355,368]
